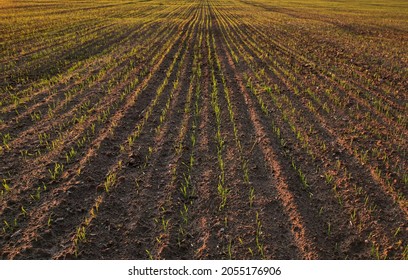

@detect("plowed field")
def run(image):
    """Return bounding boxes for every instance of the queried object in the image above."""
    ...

[0,0,407,259]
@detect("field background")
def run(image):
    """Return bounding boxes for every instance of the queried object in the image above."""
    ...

[0,0,407,259]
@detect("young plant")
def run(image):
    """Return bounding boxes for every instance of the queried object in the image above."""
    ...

[249,186,255,207]
[104,172,117,193]
[2,133,11,150]
[49,163,64,180]
[2,179,11,192]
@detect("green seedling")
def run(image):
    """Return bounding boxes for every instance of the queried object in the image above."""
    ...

[161,216,169,232]
[104,172,117,193]
[2,179,10,192]
[324,172,334,185]
[30,111,41,122]
[180,204,188,224]
[146,250,153,260]
[249,186,255,207]
[228,239,232,259]
[2,133,11,150]
[30,186,41,201]
[248,247,254,257]
[49,163,64,180]
[65,147,77,163]
[319,207,324,215]
[350,209,357,224]
[3,220,11,231]
[21,206,27,217]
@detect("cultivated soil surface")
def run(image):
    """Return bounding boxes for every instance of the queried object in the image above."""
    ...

[0,0,407,259]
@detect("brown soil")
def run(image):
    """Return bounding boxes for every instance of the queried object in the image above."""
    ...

[0,0,407,260]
